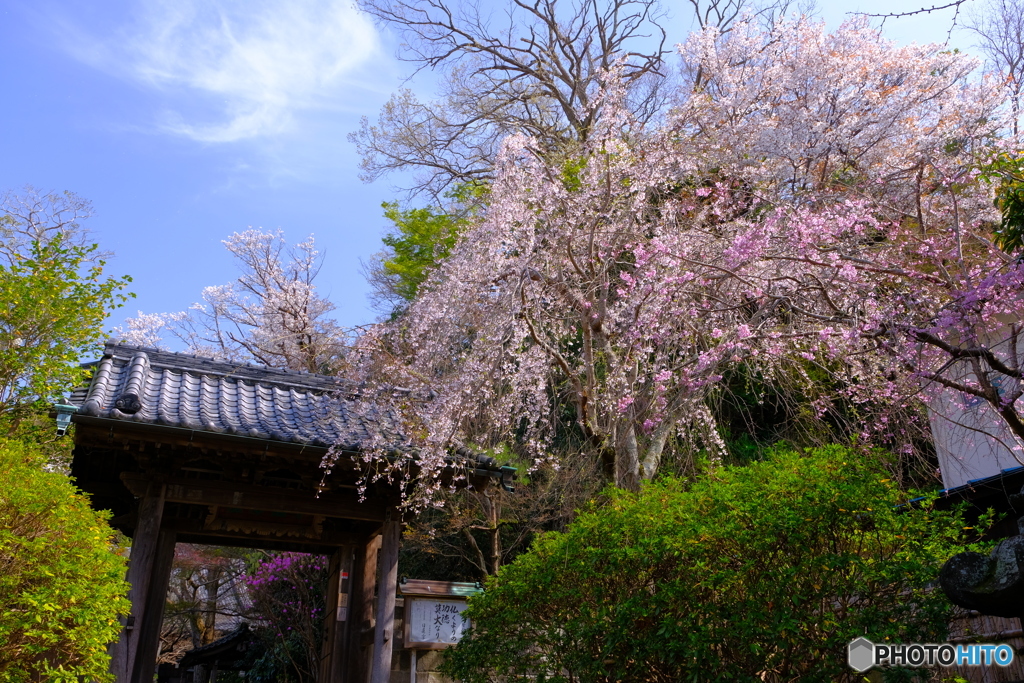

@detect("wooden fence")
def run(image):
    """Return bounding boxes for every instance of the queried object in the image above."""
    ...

[941,612,1024,683]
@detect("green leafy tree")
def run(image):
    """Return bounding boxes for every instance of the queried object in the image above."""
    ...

[443,446,979,682]
[0,225,132,423]
[365,183,486,315]
[981,151,1024,253]
[379,203,462,302]
[0,437,129,682]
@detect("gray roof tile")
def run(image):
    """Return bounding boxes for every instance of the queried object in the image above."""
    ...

[69,343,406,451]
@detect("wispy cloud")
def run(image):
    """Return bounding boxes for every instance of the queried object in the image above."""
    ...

[61,0,385,142]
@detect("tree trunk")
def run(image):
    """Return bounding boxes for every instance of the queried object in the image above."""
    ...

[615,425,641,490]
[486,491,501,576]
[201,567,222,645]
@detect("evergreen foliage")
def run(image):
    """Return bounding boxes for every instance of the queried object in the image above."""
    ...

[442,446,979,682]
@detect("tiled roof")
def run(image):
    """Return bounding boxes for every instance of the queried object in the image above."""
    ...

[67,343,405,450]
[177,623,252,667]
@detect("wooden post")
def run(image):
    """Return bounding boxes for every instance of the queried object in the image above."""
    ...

[349,534,381,683]
[320,546,354,683]
[321,549,343,682]
[131,530,177,683]
[370,520,401,683]
[110,484,167,683]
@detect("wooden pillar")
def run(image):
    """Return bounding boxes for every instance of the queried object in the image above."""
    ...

[370,520,401,683]
[131,530,177,683]
[349,534,381,683]
[321,549,343,682]
[110,484,167,683]
[320,546,354,683]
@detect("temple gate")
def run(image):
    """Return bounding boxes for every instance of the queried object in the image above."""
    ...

[59,343,512,683]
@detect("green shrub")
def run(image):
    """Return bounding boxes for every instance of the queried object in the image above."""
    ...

[442,446,975,682]
[0,438,129,682]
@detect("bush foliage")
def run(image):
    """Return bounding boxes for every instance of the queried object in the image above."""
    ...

[442,446,976,682]
[0,437,129,682]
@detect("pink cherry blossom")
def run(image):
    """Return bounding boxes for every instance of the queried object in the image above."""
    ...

[344,17,1017,500]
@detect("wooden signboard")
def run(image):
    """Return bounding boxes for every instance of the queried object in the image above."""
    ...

[399,578,481,650]
[404,598,470,649]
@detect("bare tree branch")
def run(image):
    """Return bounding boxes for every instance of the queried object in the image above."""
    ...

[961,0,1024,138]
[852,0,969,19]
[352,0,673,199]
[0,186,108,266]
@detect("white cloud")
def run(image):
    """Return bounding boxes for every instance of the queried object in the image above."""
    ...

[65,0,385,142]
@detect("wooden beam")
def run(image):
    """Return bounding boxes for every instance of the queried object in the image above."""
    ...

[370,521,401,683]
[320,546,355,683]
[161,518,367,549]
[130,530,176,683]
[350,534,382,683]
[120,473,390,522]
[110,485,166,683]
[73,417,336,462]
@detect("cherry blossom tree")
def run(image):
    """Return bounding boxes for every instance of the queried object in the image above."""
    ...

[672,18,1018,456]
[119,230,349,373]
[349,17,1012,494]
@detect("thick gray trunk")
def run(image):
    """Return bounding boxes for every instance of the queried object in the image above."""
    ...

[615,425,641,490]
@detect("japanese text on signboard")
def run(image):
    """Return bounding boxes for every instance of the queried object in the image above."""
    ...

[408,598,469,646]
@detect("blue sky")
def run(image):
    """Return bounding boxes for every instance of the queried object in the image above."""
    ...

[0,0,982,336]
